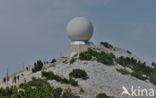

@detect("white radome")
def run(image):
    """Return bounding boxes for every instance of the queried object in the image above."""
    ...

[66,17,93,42]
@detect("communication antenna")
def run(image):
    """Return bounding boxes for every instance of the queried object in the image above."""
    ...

[60,49,62,57]
[22,62,25,71]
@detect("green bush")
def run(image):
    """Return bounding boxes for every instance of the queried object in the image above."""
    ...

[42,71,78,86]
[130,72,147,81]
[20,78,50,89]
[14,79,79,98]
[116,54,156,86]
[116,58,151,81]
[79,50,92,61]
[51,59,56,63]
[69,69,89,80]
[131,62,156,85]
[126,50,132,54]
[96,93,114,98]
[149,69,156,85]
[32,60,43,73]
[116,68,148,81]
[150,73,156,85]
[70,58,76,64]
[96,52,115,65]
[0,78,79,98]
[152,62,156,68]
[69,78,78,86]
[79,48,115,65]
[100,42,113,48]
[116,56,152,79]
[62,89,80,98]
[42,71,64,82]
[116,68,130,75]
[116,56,137,67]
[132,62,151,76]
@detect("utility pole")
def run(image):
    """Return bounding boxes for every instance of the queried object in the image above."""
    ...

[6,68,8,87]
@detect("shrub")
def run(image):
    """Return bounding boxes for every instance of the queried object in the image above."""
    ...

[116,56,137,67]
[96,52,115,65]
[51,59,56,63]
[70,58,76,64]
[126,50,132,54]
[116,68,148,81]
[116,54,156,85]
[42,71,78,86]
[79,48,115,65]
[116,68,130,75]
[132,62,151,76]
[150,73,156,85]
[96,93,114,98]
[60,78,70,84]
[152,62,156,68]
[28,78,50,88]
[80,88,84,93]
[0,78,79,98]
[42,71,62,82]
[62,89,80,98]
[116,57,154,80]
[69,69,88,80]
[18,78,80,98]
[79,48,98,61]
[69,78,78,86]
[32,60,43,73]
[79,51,92,61]
[148,69,156,85]
[130,72,147,81]
[100,42,113,48]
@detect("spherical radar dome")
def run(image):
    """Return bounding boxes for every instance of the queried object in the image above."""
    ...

[66,17,93,41]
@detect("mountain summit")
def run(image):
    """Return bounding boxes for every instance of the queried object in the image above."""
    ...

[0,42,156,98]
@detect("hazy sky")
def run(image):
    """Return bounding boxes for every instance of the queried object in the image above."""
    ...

[0,0,156,77]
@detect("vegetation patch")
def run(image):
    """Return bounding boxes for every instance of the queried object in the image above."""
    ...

[116,56,137,67]
[96,93,114,98]
[79,48,115,65]
[116,68,130,75]
[69,69,89,80]
[132,62,151,76]
[116,56,156,85]
[130,72,147,81]
[79,49,93,61]
[96,52,115,65]
[32,60,43,73]
[70,58,77,64]
[116,68,148,81]
[100,42,113,49]
[51,59,56,63]
[79,46,156,86]
[147,69,156,86]
[0,78,79,98]
[69,78,79,86]
[126,50,132,54]
[42,71,78,86]
[152,62,156,68]
[149,72,156,85]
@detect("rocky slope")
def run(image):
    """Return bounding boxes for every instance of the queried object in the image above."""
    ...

[0,43,156,98]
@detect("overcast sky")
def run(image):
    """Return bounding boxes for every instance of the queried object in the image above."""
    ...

[0,0,156,77]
